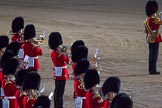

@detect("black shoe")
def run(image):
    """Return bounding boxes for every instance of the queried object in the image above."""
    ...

[149,71,160,75]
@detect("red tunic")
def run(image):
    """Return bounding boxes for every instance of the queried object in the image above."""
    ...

[15,89,27,108]
[26,97,36,108]
[86,91,104,108]
[11,34,22,42]
[72,62,76,74]
[145,17,162,43]
[22,42,42,71]
[51,50,69,80]
[11,34,25,47]
[0,69,4,87]
[2,79,18,108]
[74,78,87,108]
[103,99,110,108]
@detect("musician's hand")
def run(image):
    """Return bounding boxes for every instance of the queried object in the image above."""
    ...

[34,40,39,45]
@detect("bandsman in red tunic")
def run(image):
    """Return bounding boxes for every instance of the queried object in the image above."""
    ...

[144,0,162,75]
[102,77,121,108]
[71,40,85,74]
[0,35,9,87]
[0,40,17,108]
[15,69,29,108]
[5,41,21,57]
[48,32,70,108]
[11,16,24,43]
[22,24,43,71]
[74,59,90,108]
[0,35,9,107]
[22,72,41,108]
[83,69,104,108]
[4,41,26,70]
[10,16,25,65]
[71,40,86,99]
[33,95,51,108]
[1,58,19,108]
[110,93,133,108]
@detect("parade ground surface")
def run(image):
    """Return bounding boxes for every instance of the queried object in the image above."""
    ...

[0,0,162,108]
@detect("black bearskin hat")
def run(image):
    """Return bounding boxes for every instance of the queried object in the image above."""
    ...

[23,72,41,91]
[75,45,88,63]
[48,32,63,50]
[16,69,29,87]
[34,95,50,108]
[71,40,85,62]
[24,24,36,40]
[110,93,133,108]
[0,35,9,49]
[12,16,24,33]
[74,59,90,76]
[5,41,20,56]
[145,0,158,17]
[102,77,121,96]
[2,58,19,75]
[0,50,15,68]
[83,69,100,90]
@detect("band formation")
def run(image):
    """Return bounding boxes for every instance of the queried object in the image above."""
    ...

[0,0,161,108]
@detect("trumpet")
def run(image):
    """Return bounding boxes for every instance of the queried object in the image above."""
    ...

[57,45,71,57]
[33,37,44,44]
[88,48,101,74]
[156,11,162,20]
[33,30,46,44]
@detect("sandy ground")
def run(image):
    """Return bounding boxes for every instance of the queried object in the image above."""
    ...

[0,0,162,108]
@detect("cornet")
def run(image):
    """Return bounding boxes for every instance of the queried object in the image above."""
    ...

[89,48,101,74]
[57,45,71,57]
[33,30,46,44]
[155,11,162,20]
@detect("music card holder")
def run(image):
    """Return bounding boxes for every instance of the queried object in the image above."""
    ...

[1,87,4,96]
[24,55,34,68]
[54,67,63,77]
[75,97,83,108]
[2,98,9,108]
[17,49,24,59]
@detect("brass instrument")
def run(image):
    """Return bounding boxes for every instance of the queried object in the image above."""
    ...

[27,89,40,99]
[33,30,46,44]
[156,11,162,20]
[89,48,101,75]
[57,45,71,57]
[144,16,159,43]
[120,89,135,99]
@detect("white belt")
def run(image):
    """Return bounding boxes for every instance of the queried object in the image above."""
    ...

[29,56,38,59]
[54,66,67,76]
[54,66,67,69]
[77,96,86,100]
[0,96,16,99]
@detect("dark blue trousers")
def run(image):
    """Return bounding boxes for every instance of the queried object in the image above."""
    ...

[54,80,66,108]
[148,43,159,73]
